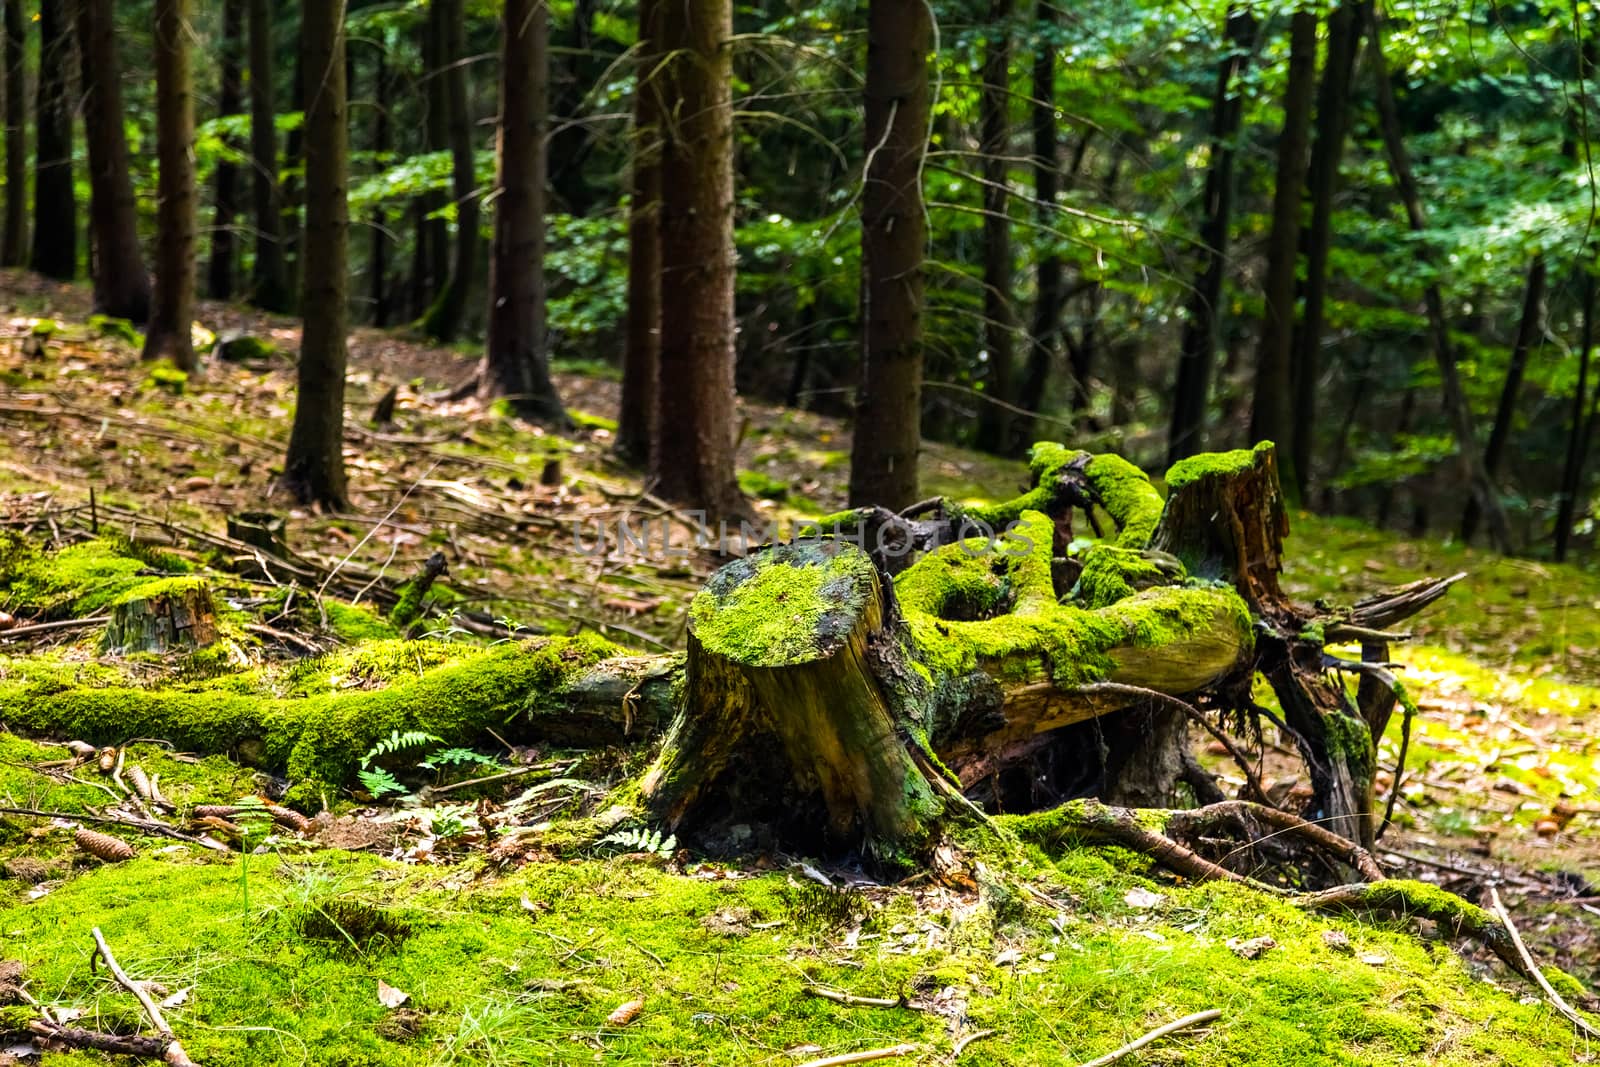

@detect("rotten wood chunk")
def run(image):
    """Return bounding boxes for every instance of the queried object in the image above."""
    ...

[103,581,218,654]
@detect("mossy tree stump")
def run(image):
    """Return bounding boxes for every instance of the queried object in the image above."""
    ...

[103,580,218,654]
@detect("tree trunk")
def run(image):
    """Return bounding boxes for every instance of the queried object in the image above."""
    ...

[974,0,1016,455]
[75,0,152,323]
[616,0,664,467]
[1166,6,1256,464]
[1555,265,1597,562]
[1366,5,1512,553]
[650,0,746,519]
[420,3,449,318]
[206,0,244,302]
[421,0,478,342]
[1289,2,1362,500]
[1,0,23,266]
[30,0,76,281]
[1019,2,1061,450]
[282,47,304,303]
[847,0,932,512]
[478,0,568,428]
[282,0,350,510]
[368,44,391,327]
[247,0,290,311]
[1250,9,1315,499]
[1461,255,1545,543]
[141,0,197,372]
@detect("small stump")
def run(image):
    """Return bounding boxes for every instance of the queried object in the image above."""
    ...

[104,581,218,654]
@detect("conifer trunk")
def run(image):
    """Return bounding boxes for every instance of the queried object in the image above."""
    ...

[0,0,23,266]
[282,0,350,509]
[369,46,391,327]
[206,0,244,302]
[617,0,664,467]
[478,0,567,428]
[650,0,745,519]
[141,0,197,371]
[1020,2,1061,449]
[421,0,478,342]
[848,0,932,512]
[31,0,76,281]
[247,0,290,311]
[75,0,151,322]
[974,0,1016,455]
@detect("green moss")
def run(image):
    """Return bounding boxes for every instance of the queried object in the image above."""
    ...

[1164,441,1274,492]
[145,361,189,396]
[88,314,143,346]
[324,600,400,642]
[737,469,790,502]
[0,537,195,617]
[689,543,876,667]
[1084,453,1164,546]
[216,333,278,361]
[30,318,60,338]
[1072,545,1177,608]
[961,442,1080,528]
[570,410,618,432]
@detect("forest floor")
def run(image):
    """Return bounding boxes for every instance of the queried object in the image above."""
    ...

[0,271,1597,1065]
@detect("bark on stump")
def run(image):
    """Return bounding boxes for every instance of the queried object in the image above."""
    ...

[104,582,218,654]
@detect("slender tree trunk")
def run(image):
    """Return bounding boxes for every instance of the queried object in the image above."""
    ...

[1019,2,1061,451]
[141,0,196,371]
[420,5,448,315]
[74,0,150,322]
[1366,6,1511,552]
[1555,265,1597,561]
[1290,2,1363,499]
[247,0,290,310]
[30,0,75,281]
[975,0,1016,455]
[1250,9,1316,499]
[848,0,932,511]
[650,0,745,518]
[1461,255,1545,543]
[421,0,478,342]
[2,0,26,266]
[206,0,244,301]
[368,45,390,327]
[617,0,664,467]
[282,0,350,510]
[410,199,429,319]
[1166,6,1257,464]
[478,0,567,427]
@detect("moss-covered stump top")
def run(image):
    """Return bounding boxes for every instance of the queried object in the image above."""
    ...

[689,542,879,668]
[1163,440,1277,492]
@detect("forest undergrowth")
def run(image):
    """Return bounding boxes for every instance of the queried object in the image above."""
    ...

[0,279,1597,1066]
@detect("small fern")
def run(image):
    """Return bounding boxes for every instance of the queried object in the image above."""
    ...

[358,767,408,800]
[362,730,442,766]
[595,827,677,856]
[419,747,500,771]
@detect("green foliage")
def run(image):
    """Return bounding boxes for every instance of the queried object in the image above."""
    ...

[594,826,677,856]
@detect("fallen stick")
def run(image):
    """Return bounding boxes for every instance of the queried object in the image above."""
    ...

[795,1044,919,1067]
[804,985,905,1009]
[27,1020,174,1060]
[952,1029,997,1058]
[0,615,111,640]
[91,927,198,1066]
[0,806,226,851]
[1072,1009,1222,1067]
[1487,888,1600,1039]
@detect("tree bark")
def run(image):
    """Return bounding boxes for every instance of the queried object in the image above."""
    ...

[1461,255,1545,543]
[1019,2,1061,450]
[206,0,245,302]
[141,0,197,372]
[282,0,350,510]
[419,2,449,319]
[421,0,479,342]
[1366,5,1512,553]
[247,0,290,311]
[848,0,932,512]
[478,0,568,428]
[974,0,1016,455]
[368,44,391,327]
[1555,264,1597,561]
[1249,9,1315,499]
[74,0,151,322]
[617,0,664,467]
[650,0,746,519]
[1289,2,1363,500]
[30,0,76,281]
[1,0,24,266]
[1167,6,1256,464]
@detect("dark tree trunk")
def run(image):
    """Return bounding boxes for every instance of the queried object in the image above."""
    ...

[410,198,429,320]
[478,0,567,428]
[616,0,664,467]
[420,4,449,317]
[650,0,746,519]
[74,0,151,322]
[1289,2,1363,500]
[30,0,75,281]
[848,0,932,512]
[2,0,26,266]
[1462,255,1545,543]
[141,0,197,371]
[283,48,304,301]
[1555,265,1597,562]
[282,0,350,509]
[1019,2,1061,450]
[421,0,479,342]
[974,0,1016,455]
[206,0,244,302]
[1166,6,1256,464]
[1249,9,1316,499]
[247,0,290,311]
[368,45,391,327]
[1366,6,1512,553]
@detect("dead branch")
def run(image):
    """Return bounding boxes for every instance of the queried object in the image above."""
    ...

[796,1045,919,1067]
[27,1020,175,1060]
[1072,1009,1222,1067]
[804,985,905,1009]
[91,926,198,1065]
[1165,801,1385,882]
[0,615,111,640]
[0,806,226,851]
[1488,888,1600,1038]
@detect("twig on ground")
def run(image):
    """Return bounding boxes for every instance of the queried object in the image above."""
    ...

[804,985,905,1009]
[91,926,198,1065]
[0,806,225,850]
[1488,887,1600,1038]
[0,615,111,640]
[795,1045,919,1067]
[951,1029,997,1058]
[1072,1009,1222,1067]
[1166,801,1386,882]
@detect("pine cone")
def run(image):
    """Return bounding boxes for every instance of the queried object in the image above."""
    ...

[74,828,135,862]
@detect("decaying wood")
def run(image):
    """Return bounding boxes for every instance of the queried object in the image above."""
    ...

[104,582,218,654]
[27,1020,176,1060]
[1488,887,1600,1038]
[91,926,198,1065]
[1072,1009,1222,1067]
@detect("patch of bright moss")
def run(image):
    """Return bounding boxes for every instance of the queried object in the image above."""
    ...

[737,469,790,502]
[1073,545,1177,608]
[1164,440,1274,492]
[88,314,143,346]
[689,543,876,667]
[145,361,189,396]
[324,600,400,642]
